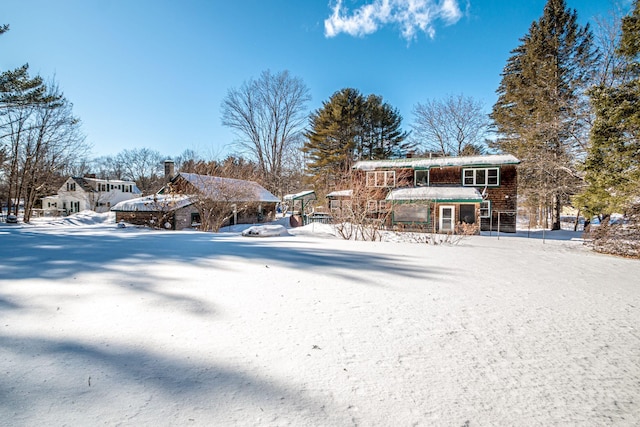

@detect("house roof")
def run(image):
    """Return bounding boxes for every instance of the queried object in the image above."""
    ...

[83,177,141,191]
[283,190,316,202]
[68,177,141,194]
[386,187,483,202]
[326,189,353,198]
[177,173,280,203]
[353,154,520,171]
[70,177,95,193]
[111,194,193,212]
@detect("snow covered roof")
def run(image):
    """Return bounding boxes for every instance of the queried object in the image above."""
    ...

[69,177,142,194]
[111,194,193,212]
[386,187,483,202]
[178,173,280,203]
[326,189,353,198]
[283,190,316,201]
[82,177,139,186]
[353,154,520,171]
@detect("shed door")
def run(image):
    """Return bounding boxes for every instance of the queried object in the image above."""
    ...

[439,205,455,232]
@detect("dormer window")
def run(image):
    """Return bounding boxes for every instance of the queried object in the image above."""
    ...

[414,169,429,186]
[463,167,499,186]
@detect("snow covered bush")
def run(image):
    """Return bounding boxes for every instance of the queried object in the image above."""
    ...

[242,224,290,237]
[586,205,640,258]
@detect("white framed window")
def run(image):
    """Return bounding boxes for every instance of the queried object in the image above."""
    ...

[480,200,491,218]
[463,167,499,186]
[367,200,378,212]
[414,169,429,186]
[378,200,390,212]
[366,170,396,187]
[330,199,341,210]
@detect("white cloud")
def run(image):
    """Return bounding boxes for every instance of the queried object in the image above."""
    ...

[324,0,463,41]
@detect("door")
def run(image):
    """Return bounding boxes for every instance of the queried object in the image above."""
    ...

[439,205,455,232]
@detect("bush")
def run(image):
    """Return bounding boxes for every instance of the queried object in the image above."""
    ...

[585,205,640,258]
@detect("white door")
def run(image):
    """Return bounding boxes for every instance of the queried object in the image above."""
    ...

[439,205,455,232]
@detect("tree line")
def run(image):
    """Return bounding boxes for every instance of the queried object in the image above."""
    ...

[2,0,639,234]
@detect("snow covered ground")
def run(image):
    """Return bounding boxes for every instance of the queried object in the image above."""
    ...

[1,212,639,426]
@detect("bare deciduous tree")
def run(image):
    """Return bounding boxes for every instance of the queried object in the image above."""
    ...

[411,94,490,156]
[118,148,164,194]
[221,70,311,195]
[329,173,391,242]
[1,82,88,222]
[168,172,267,233]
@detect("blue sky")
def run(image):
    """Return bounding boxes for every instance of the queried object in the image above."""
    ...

[2,0,623,159]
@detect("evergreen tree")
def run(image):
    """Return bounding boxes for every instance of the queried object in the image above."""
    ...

[361,94,411,160]
[303,88,363,189]
[491,0,597,229]
[576,0,640,218]
[303,88,410,190]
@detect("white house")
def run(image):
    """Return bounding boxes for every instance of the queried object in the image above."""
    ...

[42,176,142,215]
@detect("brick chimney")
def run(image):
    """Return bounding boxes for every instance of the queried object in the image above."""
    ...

[164,160,175,182]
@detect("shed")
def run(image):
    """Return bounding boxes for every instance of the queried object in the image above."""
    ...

[283,190,317,227]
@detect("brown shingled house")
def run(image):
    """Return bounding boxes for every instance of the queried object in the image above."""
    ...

[331,154,520,233]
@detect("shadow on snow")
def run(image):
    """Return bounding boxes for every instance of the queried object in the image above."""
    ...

[0,226,440,284]
[0,334,337,425]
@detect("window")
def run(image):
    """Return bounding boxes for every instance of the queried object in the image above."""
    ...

[191,212,201,226]
[367,200,378,213]
[66,182,76,191]
[459,204,476,224]
[463,167,499,186]
[329,199,341,211]
[414,169,429,186]
[393,203,429,223]
[378,200,390,212]
[366,170,396,187]
[480,201,491,218]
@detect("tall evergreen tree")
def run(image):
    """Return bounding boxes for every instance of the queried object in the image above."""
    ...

[491,0,597,229]
[361,94,411,160]
[576,0,640,218]
[303,88,410,190]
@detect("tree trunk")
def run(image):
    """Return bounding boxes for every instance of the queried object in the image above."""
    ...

[552,193,561,230]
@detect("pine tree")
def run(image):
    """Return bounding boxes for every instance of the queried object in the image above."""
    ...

[577,0,640,218]
[491,0,597,229]
[1,24,65,215]
[303,88,410,190]
[303,88,364,189]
